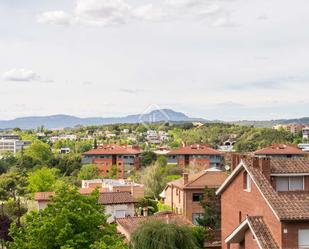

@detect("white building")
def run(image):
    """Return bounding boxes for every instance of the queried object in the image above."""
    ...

[0,139,28,154]
[303,127,309,140]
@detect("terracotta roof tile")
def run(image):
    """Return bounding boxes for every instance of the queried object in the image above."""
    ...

[247,216,279,249]
[270,158,309,174]
[98,192,136,205]
[168,145,223,155]
[34,192,54,201]
[243,158,309,221]
[168,169,228,189]
[83,145,141,155]
[254,144,305,155]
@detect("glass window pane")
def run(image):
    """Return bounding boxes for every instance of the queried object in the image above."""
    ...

[290,176,304,191]
[299,229,309,248]
[276,177,289,191]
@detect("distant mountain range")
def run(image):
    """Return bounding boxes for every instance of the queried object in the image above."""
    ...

[0,109,307,129]
[0,109,206,129]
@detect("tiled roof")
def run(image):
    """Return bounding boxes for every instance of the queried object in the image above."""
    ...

[243,158,309,221]
[34,192,54,201]
[247,216,279,249]
[116,212,193,235]
[254,144,305,155]
[168,144,223,155]
[270,158,309,174]
[78,188,108,195]
[98,192,136,205]
[168,169,228,189]
[83,145,141,155]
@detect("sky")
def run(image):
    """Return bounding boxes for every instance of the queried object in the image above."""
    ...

[0,0,308,121]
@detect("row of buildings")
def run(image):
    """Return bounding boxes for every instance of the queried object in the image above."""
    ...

[273,123,309,140]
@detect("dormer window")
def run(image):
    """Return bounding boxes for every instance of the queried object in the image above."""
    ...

[243,171,251,192]
[276,176,304,191]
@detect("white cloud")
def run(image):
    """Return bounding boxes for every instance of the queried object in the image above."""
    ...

[37,0,235,27]
[2,69,40,82]
[37,11,72,25]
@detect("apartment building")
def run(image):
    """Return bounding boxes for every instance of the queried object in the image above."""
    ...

[254,144,307,158]
[82,144,141,178]
[162,168,228,224]
[217,156,309,249]
[81,178,144,199]
[167,144,224,169]
[303,127,309,140]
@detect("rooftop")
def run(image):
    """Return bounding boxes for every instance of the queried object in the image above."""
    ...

[98,192,136,205]
[254,144,306,155]
[168,144,223,155]
[83,144,141,155]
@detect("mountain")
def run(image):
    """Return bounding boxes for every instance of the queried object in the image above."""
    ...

[231,117,309,128]
[0,109,206,129]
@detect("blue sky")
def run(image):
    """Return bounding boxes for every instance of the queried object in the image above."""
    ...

[0,0,308,121]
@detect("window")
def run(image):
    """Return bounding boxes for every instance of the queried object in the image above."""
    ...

[243,172,251,192]
[276,176,304,191]
[192,193,203,202]
[115,210,126,218]
[124,156,128,159]
[192,213,204,225]
[299,229,309,248]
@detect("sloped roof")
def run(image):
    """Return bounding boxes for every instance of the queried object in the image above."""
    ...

[116,212,193,236]
[254,144,305,155]
[167,169,228,190]
[226,216,279,249]
[217,157,309,221]
[98,192,136,205]
[270,158,309,174]
[34,192,54,201]
[83,145,141,155]
[168,145,223,155]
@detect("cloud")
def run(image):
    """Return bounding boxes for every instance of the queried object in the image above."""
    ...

[2,69,41,82]
[37,11,72,25]
[119,88,144,94]
[37,0,236,27]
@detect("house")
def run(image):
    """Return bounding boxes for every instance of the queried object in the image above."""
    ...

[81,178,144,199]
[167,144,224,169]
[116,211,193,241]
[216,156,309,249]
[82,145,141,178]
[98,192,136,223]
[254,144,307,158]
[35,191,136,223]
[162,168,228,224]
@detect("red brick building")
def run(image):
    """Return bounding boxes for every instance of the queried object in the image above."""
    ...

[167,144,224,169]
[217,157,309,249]
[82,145,141,178]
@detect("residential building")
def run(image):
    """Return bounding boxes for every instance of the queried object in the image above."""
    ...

[0,139,30,154]
[35,191,136,223]
[116,211,193,241]
[273,124,304,135]
[50,134,77,142]
[81,178,144,199]
[167,144,224,169]
[303,127,309,140]
[0,134,20,140]
[82,145,141,178]
[217,156,309,249]
[254,144,307,158]
[59,147,70,154]
[299,143,309,152]
[162,168,228,224]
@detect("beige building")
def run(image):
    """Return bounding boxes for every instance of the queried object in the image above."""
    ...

[162,168,228,224]
[81,178,144,199]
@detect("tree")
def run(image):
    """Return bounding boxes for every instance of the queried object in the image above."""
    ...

[130,220,200,249]
[24,140,52,164]
[27,167,59,193]
[196,186,221,241]
[9,187,126,249]
[141,163,165,199]
[0,171,27,201]
[156,156,167,167]
[77,164,99,180]
[108,165,118,179]
[141,152,157,167]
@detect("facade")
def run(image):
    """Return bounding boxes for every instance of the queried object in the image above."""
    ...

[81,178,144,199]
[82,145,141,178]
[254,144,307,158]
[0,134,20,140]
[0,139,29,154]
[167,144,224,169]
[162,168,228,224]
[35,191,136,223]
[116,211,192,241]
[217,156,309,249]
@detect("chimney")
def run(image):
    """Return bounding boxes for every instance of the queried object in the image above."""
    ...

[260,157,271,181]
[183,173,189,185]
[231,154,240,171]
[252,157,260,169]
